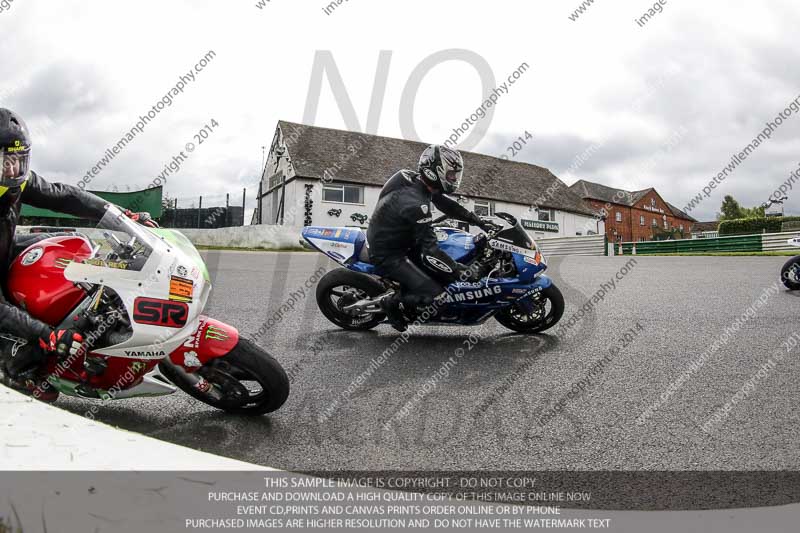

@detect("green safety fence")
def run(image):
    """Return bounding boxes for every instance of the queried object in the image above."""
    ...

[21,186,163,219]
[619,234,762,255]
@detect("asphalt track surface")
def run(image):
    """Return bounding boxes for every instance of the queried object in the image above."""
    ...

[57,252,800,472]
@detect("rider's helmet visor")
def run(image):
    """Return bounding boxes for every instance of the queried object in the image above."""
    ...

[0,150,31,188]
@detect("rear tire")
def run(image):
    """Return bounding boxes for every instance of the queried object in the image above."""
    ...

[159,338,289,416]
[495,285,565,333]
[316,268,386,330]
[781,256,800,290]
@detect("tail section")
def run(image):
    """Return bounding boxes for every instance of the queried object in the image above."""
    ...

[301,226,366,266]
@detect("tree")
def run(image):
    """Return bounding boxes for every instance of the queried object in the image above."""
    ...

[741,204,766,218]
[162,192,175,211]
[717,195,768,220]
[718,195,743,220]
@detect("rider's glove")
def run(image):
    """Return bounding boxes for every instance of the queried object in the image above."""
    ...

[480,220,502,234]
[124,209,159,228]
[39,329,85,360]
[471,213,500,233]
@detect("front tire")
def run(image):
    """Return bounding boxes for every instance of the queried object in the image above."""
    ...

[316,268,386,330]
[495,285,565,333]
[159,338,289,415]
[781,256,800,290]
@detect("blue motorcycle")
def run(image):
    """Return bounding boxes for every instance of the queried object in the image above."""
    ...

[300,212,564,333]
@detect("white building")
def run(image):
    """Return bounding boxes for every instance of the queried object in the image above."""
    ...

[254,121,604,240]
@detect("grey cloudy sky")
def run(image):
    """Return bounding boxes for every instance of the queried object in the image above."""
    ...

[0,0,797,222]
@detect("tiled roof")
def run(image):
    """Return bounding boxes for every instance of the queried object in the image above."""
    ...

[569,179,696,221]
[278,121,597,217]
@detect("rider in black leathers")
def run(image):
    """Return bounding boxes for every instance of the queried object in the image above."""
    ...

[0,108,152,400]
[367,145,496,332]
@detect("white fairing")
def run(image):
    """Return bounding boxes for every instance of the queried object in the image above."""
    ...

[306,236,356,265]
[488,239,540,261]
[63,205,209,360]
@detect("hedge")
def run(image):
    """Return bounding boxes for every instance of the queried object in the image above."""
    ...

[718,216,800,235]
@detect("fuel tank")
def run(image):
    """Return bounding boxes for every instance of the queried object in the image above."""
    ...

[435,227,477,263]
[7,235,93,326]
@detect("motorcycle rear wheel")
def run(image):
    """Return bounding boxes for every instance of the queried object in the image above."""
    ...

[495,285,565,333]
[159,338,289,415]
[781,256,800,290]
[316,268,386,330]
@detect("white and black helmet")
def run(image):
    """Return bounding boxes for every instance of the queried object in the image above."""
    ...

[418,145,464,194]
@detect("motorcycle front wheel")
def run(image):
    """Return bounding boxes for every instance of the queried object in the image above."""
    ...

[495,285,565,334]
[159,338,289,415]
[781,256,800,290]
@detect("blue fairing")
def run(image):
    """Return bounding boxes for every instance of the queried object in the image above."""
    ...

[350,261,377,274]
[435,227,478,263]
[513,253,548,283]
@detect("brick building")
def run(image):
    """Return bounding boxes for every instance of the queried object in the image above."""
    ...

[569,180,696,242]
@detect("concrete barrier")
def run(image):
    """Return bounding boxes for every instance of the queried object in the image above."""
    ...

[176,226,302,250]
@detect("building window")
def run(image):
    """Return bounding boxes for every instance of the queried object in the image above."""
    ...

[679,224,684,232]
[651,218,657,227]
[322,184,364,204]
[474,199,495,217]
[664,219,668,229]
[651,198,656,207]
[615,212,622,222]
[538,208,555,222]
[640,215,645,226]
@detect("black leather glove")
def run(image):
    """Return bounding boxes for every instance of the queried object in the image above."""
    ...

[39,328,85,360]
[470,213,501,233]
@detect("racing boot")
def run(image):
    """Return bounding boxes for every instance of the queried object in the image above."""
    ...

[379,293,408,333]
[1,362,58,403]
[1,343,59,403]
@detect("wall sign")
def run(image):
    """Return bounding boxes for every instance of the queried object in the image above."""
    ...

[521,219,559,232]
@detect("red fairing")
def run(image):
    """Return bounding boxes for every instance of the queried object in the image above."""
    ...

[7,236,93,326]
[169,315,239,372]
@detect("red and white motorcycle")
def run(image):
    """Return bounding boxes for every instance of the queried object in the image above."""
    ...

[3,205,288,415]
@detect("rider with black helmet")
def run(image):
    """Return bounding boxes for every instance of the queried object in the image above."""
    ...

[0,108,150,401]
[367,144,495,332]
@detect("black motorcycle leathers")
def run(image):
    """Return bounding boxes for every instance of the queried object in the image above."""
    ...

[367,169,484,307]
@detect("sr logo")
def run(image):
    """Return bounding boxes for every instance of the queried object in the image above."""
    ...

[132,297,189,328]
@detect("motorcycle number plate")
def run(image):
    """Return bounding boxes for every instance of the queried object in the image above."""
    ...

[132,297,189,328]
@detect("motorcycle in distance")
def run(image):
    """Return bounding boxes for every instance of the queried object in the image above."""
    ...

[1,205,289,415]
[301,212,565,333]
[761,197,800,290]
